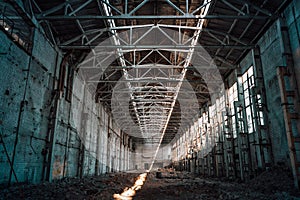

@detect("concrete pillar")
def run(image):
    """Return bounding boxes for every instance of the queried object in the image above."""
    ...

[277,17,300,188]
[252,47,274,170]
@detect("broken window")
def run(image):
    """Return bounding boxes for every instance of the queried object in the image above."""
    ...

[228,83,238,138]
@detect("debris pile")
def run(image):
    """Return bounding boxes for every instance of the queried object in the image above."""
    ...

[0,167,299,200]
[136,168,300,200]
[0,173,137,200]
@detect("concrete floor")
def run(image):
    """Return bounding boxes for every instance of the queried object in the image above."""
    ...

[1,167,300,200]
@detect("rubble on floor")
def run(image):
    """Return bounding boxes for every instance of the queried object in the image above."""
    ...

[1,167,300,200]
[0,173,138,200]
[136,167,300,200]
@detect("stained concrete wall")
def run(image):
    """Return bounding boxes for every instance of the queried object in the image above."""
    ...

[237,0,300,164]
[51,76,133,179]
[239,21,289,164]
[0,14,133,185]
[285,0,300,93]
[172,0,300,178]
[0,27,57,184]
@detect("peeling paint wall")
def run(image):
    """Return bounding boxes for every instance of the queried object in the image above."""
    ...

[0,7,133,185]
[0,27,57,184]
[285,0,300,93]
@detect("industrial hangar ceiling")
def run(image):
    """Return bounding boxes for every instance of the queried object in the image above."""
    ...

[5,0,290,144]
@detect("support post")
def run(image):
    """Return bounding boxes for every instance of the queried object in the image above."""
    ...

[252,47,274,169]
[277,17,300,188]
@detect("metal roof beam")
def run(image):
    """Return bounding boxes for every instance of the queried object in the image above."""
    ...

[101,0,145,135]
[37,14,271,20]
[230,0,274,16]
[220,0,245,15]
[68,0,94,16]
[58,44,254,49]
[36,2,69,17]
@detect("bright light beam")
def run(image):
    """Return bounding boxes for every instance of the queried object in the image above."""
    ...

[148,0,211,172]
